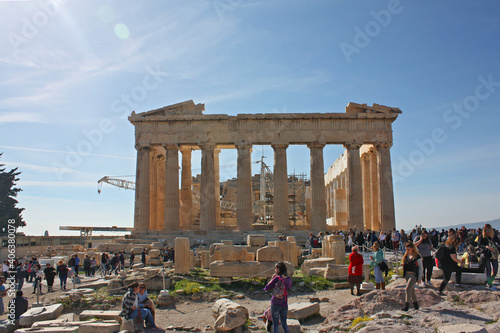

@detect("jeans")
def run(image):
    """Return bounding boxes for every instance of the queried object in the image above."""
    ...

[485,258,499,286]
[271,304,288,333]
[60,276,67,289]
[129,308,156,328]
[373,265,384,283]
[17,278,24,290]
[422,256,434,282]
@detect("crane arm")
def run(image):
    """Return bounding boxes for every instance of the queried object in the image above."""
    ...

[98,176,136,193]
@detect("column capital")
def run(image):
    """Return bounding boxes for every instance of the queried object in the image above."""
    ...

[198,142,216,150]
[374,142,392,149]
[135,143,150,151]
[235,142,253,150]
[163,144,179,150]
[343,142,361,150]
[271,143,289,150]
[307,142,325,149]
[179,146,193,154]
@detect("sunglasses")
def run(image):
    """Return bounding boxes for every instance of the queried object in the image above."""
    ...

[139,286,145,289]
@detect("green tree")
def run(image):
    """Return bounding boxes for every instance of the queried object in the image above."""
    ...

[0,153,25,234]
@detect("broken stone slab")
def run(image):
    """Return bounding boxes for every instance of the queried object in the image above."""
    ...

[121,319,134,333]
[210,261,294,278]
[32,319,95,328]
[269,319,300,333]
[77,279,109,290]
[132,263,144,269]
[301,258,336,276]
[79,322,121,333]
[451,272,487,285]
[212,298,249,319]
[19,304,64,327]
[247,235,266,247]
[287,302,320,320]
[324,264,348,281]
[212,299,248,332]
[308,267,327,276]
[218,245,248,262]
[79,310,122,322]
[256,246,283,262]
[437,324,487,333]
[14,327,78,333]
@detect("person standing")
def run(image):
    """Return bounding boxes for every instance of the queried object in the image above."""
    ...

[438,235,463,296]
[74,254,80,277]
[16,262,28,290]
[130,252,136,267]
[33,264,44,294]
[401,241,423,311]
[477,223,500,291]
[414,230,434,287]
[56,260,68,291]
[83,255,91,277]
[263,262,292,333]
[44,263,56,292]
[141,249,147,266]
[348,246,364,296]
[369,242,385,290]
[0,277,7,315]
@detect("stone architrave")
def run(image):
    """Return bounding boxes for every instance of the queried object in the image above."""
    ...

[344,143,364,231]
[308,143,326,232]
[256,246,283,262]
[272,144,289,231]
[174,237,190,274]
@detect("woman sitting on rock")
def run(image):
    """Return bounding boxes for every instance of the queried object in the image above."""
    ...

[348,246,364,296]
[120,282,162,332]
[401,241,423,311]
[138,283,156,321]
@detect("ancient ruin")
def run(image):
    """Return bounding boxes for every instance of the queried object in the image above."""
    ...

[129,100,401,234]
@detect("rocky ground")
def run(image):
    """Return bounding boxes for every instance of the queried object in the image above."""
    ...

[3,273,500,333]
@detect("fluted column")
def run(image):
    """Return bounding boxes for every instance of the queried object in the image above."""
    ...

[200,144,216,231]
[214,149,221,228]
[134,144,150,232]
[180,147,192,230]
[163,145,180,230]
[369,150,380,231]
[344,143,364,231]
[157,154,165,230]
[236,144,253,231]
[308,143,326,232]
[376,143,396,231]
[361,153,372,230]
[149,149,158,230]
[272,144,289,231]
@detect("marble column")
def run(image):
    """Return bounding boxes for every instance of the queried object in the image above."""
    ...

[149,149,158,230]
[156,153,165,230]
[308,143,327,232]
[134,144,150,232]
[236,144,253,231]
[376,143,396,231]
[369,150,380,231]
[361,154,372,230]
[344,143,364,231]
[214,149,221,228]
[163,145,180,230]
[272,144,289,231]
[200,145,216,231]
[180,147,192,230]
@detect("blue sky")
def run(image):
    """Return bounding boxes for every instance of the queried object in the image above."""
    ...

[1,0,499,236]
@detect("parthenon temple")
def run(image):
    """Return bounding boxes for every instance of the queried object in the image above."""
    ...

[129,100,401,235]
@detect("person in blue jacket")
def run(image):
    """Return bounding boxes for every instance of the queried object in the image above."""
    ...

[264,262,292,333]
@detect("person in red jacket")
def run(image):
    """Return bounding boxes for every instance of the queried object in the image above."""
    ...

[348,246,364,296]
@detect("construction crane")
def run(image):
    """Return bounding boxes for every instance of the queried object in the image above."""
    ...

[97,176,135,194]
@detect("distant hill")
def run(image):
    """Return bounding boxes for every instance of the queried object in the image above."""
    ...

[431,218,500,231]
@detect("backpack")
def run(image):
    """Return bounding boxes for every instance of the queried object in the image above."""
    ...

[272,277,287,300]
[434,245,446,261]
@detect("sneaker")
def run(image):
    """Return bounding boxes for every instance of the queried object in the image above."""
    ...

[490,285,498,291]
[454,284,463,288]
[420,282,426,288]
[425,281,433,286]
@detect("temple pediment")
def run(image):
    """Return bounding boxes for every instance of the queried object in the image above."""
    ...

[345,102,402,115]
[131,100,205,118]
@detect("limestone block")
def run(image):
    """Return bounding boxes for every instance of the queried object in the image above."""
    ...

[286,236,296,243]
[324,264,348,281]
[271,319,300,333]
[131,247,146,255]
[287,302,320,320]
[256,246,283,262]
[132,263,144,269]
[452,272,487,285]
[148,249,161,259]
[301,258,336,276]
[432,267,444,279]
[121,319,135,333]
[175,237,190,275]
[209,243,224,261]
[146,276,171,291]
[201,251,210,269]
[246,252,255,261]
[437,324,487,333]
[218,245,248,262]
[363,264,370,283]
[311,248,322,257]
[15,328,78,333]
[150,242,163,249]
[148,258,162,266]
[79,310,122,322]
[212,298,249,319]
[19,304,64,327]
[272,241,298,267]
[309,267,327,276]
[247,235,266,246]
[210,261,294,278]
[156,294,176,308]
[213,309,247,332]
[79,322,121,333]
[222,240,233,246]
[324,235,346,264]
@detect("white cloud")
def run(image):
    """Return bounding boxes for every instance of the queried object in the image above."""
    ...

[0,111,46,124]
